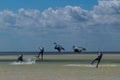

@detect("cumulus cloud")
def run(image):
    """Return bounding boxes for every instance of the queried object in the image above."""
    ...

[0,5,93,37]
[0,1,119,34]
[0,0,120,51]
[93,0,120,24]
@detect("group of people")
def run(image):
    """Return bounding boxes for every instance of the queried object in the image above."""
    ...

[16,43,103,68]
[54,43,86,53]
[17,47,44,62]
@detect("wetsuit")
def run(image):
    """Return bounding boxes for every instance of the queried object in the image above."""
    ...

[91,52,103,68]
[17,54,23,62]
[37,47,44,60]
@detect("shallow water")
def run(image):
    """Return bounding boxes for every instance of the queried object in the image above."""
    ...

[0,54,119,80]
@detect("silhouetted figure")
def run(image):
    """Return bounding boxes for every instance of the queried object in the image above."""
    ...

[17,54,23,62]
[36,47,44,61]
[54,42,65,52]
[91,51,103,68]
[73,46,86,53]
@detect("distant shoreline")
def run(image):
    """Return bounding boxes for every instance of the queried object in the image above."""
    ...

[0,51,120,55]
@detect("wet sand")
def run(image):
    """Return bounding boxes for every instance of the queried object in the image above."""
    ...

[0,54,120,80]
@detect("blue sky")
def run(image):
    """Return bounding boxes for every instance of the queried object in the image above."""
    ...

[0,0,98,11]
[0,0,120,52]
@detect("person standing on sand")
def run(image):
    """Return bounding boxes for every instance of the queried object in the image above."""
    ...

[91,51,103,68]
[36,47,44,61]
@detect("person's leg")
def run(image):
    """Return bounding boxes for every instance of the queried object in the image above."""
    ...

[96,58,101,68]
[17,58,20,62]
[19,57,23,62]
[91,58,98,64]
[58,48,61,52]
[41,53,43,61]
[37,52,41,58]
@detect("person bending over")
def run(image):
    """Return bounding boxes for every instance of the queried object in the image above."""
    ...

[17,54,23,62]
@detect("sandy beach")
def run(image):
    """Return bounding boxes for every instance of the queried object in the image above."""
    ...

[0,53,120,80]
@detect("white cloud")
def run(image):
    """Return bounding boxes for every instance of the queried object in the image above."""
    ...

[0,1,119,32]
[93,0,120,24]
[0,0,120,51]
